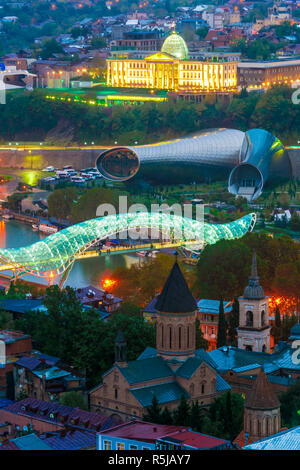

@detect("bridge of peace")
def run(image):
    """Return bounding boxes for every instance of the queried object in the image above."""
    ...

[0,212,256,284]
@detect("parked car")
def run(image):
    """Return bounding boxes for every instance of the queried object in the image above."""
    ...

[42,166,55,172]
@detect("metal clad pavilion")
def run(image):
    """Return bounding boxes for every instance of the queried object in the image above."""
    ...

[0,212,256,279]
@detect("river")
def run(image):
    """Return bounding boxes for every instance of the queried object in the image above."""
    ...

[0,219,141,289]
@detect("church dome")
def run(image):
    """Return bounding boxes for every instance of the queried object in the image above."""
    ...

[161,31,189,60]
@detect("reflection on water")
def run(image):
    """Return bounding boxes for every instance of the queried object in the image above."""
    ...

[0,219,141,288]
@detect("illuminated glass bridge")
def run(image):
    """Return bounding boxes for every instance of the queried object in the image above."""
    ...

[0,212,256,279]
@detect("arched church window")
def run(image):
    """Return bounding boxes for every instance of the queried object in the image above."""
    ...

[169,326,172,349]
[178,326,182,349]
[261,310,265,326]
[246,311,253,327]
[257,420,261,436]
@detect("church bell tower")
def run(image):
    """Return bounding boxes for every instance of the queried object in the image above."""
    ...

[237,251,270,352]
[155,260,197,361]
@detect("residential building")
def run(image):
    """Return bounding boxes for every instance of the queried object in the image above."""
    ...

[0,433,53,450]
[75,285,123,313]
[197,299,233,351]
[14,353,85,402]
[0,330,32,399]
[110,31,163,52]
[0,299,45,320]
[0,397,121,437]
[97,420,232,450]
[238,58,300,91]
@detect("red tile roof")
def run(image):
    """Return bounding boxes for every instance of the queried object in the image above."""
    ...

[245,369,280,410]
[161,430,231,449]
[99,420,188,443]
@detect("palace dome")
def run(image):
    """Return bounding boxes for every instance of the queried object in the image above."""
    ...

[161,31,189,60]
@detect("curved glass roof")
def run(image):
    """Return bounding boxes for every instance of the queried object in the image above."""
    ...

[0,212,256,278]
[131,128,244,168]
[161,31,189,60]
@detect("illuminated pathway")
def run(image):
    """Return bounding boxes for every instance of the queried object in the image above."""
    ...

[0,212,256,281]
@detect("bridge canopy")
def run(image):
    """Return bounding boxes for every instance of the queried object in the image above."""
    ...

[0,212,256,278]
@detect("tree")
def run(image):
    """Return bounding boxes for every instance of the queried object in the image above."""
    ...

[290,213,300,232]
[60,391,88,410]
[16,285,156,388]
[47,186,78,220]
[195,318,209,351]
[227,298,239,346]
[217,297,227,348]
[275,305,281,328]
[173,394,190,426]
[272,304,282,344]
[280,382,300,428]
[143,395,162,423]
[189,400,204,432]
[273,260,300,315]
[160,407,173,425]
[0,309,14,330]
[205,391,244,441]
[194,239,252,299]
[196,26,209,40]
[40,39,64,59]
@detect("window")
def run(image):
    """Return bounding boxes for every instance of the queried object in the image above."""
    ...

[104,440,112,450]
[201,383,205,394]
[114,388,118,399]
[246,311,253,327]
[178,326,182,349]
[117,442,125,450]
[261,310,265,326]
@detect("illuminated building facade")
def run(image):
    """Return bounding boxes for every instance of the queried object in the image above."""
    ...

[238,59,300,91]
[107,31,238,95]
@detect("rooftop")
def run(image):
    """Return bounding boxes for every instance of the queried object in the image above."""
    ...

[155,261,197,314]
[0,330,30,344]
[1,398,120,431]
[158,429,232,450]
[245,369,280,410]
[131,381,189,407]
[161,30,189,60]
[197,299,233,314]
[0,299,44,315]
[243,426,300,450]
[209,342,300,376]
[98,420,188,443]
[41,429,96,450]
[115,356,174,384]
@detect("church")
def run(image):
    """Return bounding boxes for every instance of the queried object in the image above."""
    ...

[89,261,231,421]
